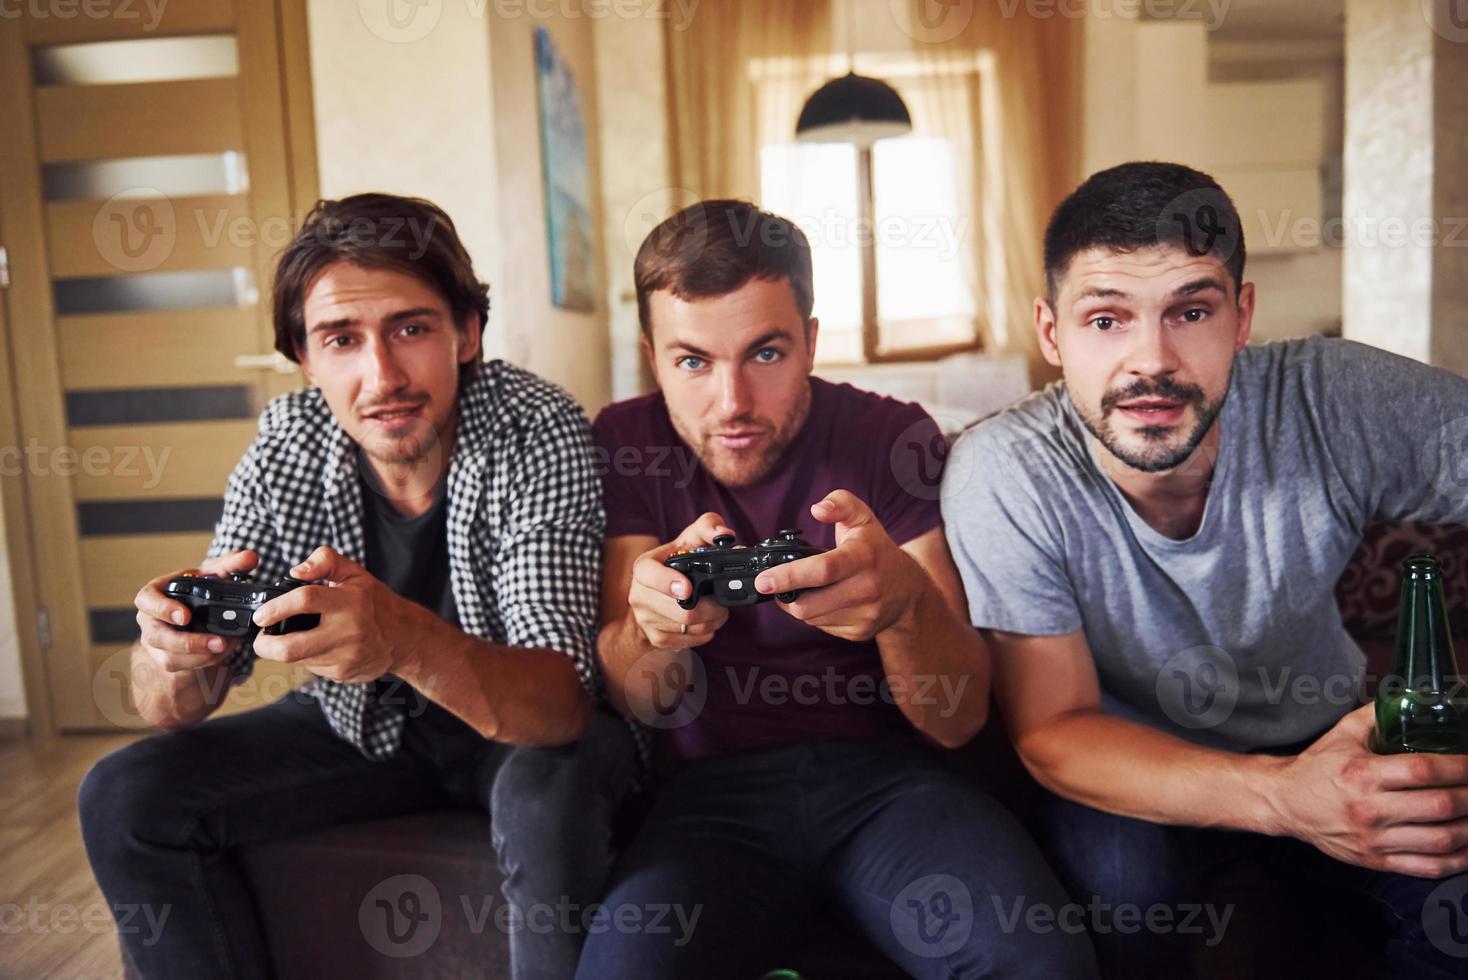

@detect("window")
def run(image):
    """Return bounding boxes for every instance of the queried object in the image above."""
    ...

[758,65,981,365]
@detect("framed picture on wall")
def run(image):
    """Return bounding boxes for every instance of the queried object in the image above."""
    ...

[533,25,598,312]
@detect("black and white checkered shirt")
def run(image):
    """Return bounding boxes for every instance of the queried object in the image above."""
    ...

[209,360,606,760]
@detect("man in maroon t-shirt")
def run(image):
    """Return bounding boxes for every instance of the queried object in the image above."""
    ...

[575,201,1095,979]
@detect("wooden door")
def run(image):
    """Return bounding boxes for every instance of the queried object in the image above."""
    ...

[0,0,318,731]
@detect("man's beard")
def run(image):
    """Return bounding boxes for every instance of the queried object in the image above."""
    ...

[675,386,811,489]
[1073,372,1229,474]
[360,413,450,493]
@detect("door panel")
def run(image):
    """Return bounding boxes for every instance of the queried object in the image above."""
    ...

[46,194,256,278]
[36,78,245,163]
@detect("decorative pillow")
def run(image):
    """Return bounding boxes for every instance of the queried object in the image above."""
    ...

[1337,523,1468,641]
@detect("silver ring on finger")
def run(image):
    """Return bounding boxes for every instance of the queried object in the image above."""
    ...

[681,623,688,635]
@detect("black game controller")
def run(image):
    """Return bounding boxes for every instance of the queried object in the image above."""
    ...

[164,573,320,640]
[664,529,825,610]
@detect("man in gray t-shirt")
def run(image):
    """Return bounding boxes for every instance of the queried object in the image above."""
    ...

[943,162,1468,979]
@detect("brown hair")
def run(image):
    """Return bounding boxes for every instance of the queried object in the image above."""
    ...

[272,193,490,373]
[634,199,814,338]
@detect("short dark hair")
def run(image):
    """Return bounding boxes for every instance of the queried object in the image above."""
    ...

[1043,162,1246,303]
[272,193,490,372]
[634,199,814,337]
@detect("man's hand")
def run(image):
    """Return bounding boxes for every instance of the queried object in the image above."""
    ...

[753,490,925,642]
[134,549,258,673]
[252,546,426,684]
[626,512,732,650]
[1271,704,1468,878]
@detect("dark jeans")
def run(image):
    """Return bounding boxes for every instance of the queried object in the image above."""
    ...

[77,688,637,980]
[574,737,1100,979]
[1026,787,1468,980]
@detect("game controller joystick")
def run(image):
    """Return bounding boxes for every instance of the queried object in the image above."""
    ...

[664,529,825,610]
[164,572,320,640]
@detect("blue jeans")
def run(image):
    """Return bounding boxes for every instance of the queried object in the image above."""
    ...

[574,738,1099,979]
[1027,787,1468,979]
[78,689,636,980]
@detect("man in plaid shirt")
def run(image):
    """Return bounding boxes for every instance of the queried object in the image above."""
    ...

[79,194,636,980]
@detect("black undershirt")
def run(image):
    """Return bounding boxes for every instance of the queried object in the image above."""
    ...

[359,468,458,629]
[358,467,474,749]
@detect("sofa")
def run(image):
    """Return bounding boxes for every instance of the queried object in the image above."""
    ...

[121,522,1467,978]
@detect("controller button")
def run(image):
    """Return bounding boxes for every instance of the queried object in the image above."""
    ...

[728,579,744,590]
[222,609,238,621]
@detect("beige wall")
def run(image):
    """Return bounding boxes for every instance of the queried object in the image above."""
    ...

[1343,0,1468,376]
[488,11,612,411]
[306,0,612,411]
[308,0,502,331]
[1212,43,1344,342]
[1080,16,1346,345]
[592,14,669,402]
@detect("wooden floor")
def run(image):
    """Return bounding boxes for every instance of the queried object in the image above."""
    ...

[0,733,139,980]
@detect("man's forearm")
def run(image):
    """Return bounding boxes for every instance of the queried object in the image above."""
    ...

[875,573,991,749]
[394,608,590,747]
[1016,708,1290,833]
[595,613,690,723]
[129,643,233,730]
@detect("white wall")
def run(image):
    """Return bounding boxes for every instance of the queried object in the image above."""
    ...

[306,0,613,411]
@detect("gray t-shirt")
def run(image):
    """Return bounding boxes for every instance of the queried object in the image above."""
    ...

[943,337,1468,751]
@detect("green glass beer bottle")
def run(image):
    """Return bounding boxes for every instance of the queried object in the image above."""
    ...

[1373,553,1468,754]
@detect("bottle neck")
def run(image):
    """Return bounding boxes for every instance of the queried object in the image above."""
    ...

[1396,569,1460,693]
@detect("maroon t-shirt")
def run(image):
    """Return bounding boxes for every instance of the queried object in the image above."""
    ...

[592,377,946,765]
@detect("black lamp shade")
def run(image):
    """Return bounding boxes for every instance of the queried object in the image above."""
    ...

[796,71,913,146]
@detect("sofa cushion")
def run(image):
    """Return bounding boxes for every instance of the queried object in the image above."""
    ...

[239,810,510,980]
